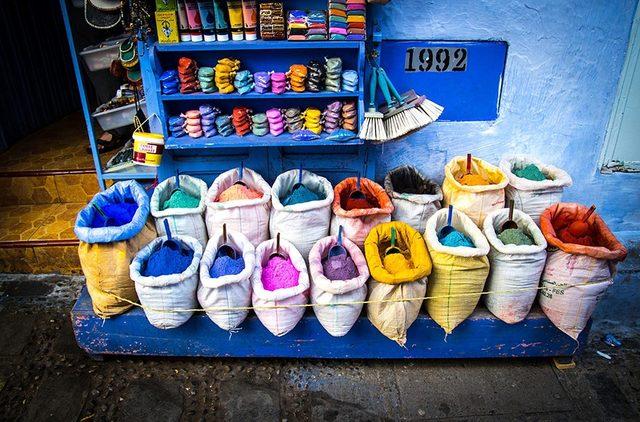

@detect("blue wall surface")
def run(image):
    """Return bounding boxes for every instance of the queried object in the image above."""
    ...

[372,0,639,325]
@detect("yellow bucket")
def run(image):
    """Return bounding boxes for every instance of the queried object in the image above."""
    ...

[133,132,164,167]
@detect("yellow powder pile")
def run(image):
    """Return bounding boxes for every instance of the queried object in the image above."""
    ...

[458,173,490,186]
[382,253,413,274]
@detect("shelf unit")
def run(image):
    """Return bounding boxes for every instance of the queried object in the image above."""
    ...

[140,34,371,185]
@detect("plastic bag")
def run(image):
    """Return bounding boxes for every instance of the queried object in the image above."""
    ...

[198,228,255,330]
[309,235,369,337]
[384,165,442,233]
[75,181,157,318]
[130,235,203,329]
[482,209,547,323]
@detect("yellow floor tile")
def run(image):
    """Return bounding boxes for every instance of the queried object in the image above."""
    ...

[0,204,63,242]
[30,203,85,241]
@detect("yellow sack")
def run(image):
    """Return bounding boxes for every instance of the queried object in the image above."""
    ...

[442,156,508,226]
[365,222,432,346]
[424,208,490,334]
[79,220,157,318]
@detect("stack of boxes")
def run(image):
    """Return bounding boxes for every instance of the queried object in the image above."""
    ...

[287,10,308,41]
[306,10,327,40]
[346,0,366,41]
[328,0,348,41]
[259,2,286,40]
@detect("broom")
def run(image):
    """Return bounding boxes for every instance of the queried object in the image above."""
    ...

[377,68,430,140]
[359,66,387,142]
[402,89,444,123]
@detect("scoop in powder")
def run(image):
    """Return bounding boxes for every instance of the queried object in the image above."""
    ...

[261,256,300,291]
[217,184,262,202]
[322,254,358,280]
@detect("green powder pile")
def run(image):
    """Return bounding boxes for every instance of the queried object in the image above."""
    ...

[498,228,534,246]
[513,164,547,181]
[162,190,200,210]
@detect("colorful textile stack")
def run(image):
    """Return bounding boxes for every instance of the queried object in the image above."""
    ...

[303,107,322,134]
[181,109,202,138]
[306,60,325,92]
[346,0,366,41]
[288,64,307,93]
[259,2,285,40]
[287,10,308,41]
[266,108,284,136]
[215,115,234,137]
[307,10,327,40]
[325,57,342,92]
[341,100,357,132]
[254,71,271,94]
[341,70,358,92]
[198,67,216,94]
[214,58,240,94]
[160,70,179,95]
[168,115,186,138]
[199,105,220,138]
[271,72,287,94]
[323,101,342,133]
[252,113,269,136]
[234,70,254,95]
[178,57,199,94]
[284,108,303,133]
[328,0,347,40]
[232,107,252,136]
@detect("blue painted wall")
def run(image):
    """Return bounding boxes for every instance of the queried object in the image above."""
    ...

[372,0,639,325]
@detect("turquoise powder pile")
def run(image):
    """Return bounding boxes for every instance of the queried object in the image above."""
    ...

[209,255,245,278]
[162,190,200,210]
[514,164,547,181]
[439,229,475,248]
[282,185,321,206]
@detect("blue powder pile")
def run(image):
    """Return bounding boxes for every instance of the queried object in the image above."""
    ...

[439,229,475,248]
[209,255,245,278]
[282,185,321,206]
[91,201,138,228]
[143,243,194,277]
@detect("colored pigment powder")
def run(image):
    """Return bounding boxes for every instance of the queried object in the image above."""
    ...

[439,229,475,248]
[217,184,262,202]
[458,173,490,186]
[322,254,358,280]
[162,190,200,210]
[91,201,138,228]
[261,256,300,291]
[282,185,320,206]
[209,255,245,278]
[383,253,413,274]
[513,164,547,181]
[143,244,194,277]
[345,197,373,211]
[557,228,596,247]
[498,228,534,246]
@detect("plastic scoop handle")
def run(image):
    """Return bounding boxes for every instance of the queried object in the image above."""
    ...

[466,154,472,175]
[500,200,518,232]
[328,225,347,257]
[385,227,401,256]
[439,205,455,238]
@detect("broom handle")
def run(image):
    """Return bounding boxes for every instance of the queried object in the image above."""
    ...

[378,68,405,105]
[368,67,378,109]
[377,68,395,108]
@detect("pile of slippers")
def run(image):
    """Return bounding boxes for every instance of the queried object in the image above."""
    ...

[200,105,220,137]
[178,57,199,94]
[288,64,307,93]
[215,115,234,136]
[181,109,202,138]
[198,67,216,93]
[251,113,269,136]
[306,60,325,92]
[303,107,323,134]
[168,115,186,138]
[232,106,252,136]
[160,70,179,95]
[284,108,304,133]
[341,101,357,132]
[341,70,359,92]
[234,70,254,95]
[267,108,285,136]
[215,58,240,94]
[271,72,287,94]
[254,71,271,94]
[325,57,342,92]
[323,101,342,133]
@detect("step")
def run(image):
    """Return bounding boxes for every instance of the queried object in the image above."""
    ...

[0,203,83,274]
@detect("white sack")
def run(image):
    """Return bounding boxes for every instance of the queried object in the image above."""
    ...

[270,169,334,259]
[130,235,203,329]
[482,208,547,323]
[205,167,272,247]
[251,237,310,336]
[309,235,369,337]
[151,174,209,248]
[198,228,255,330]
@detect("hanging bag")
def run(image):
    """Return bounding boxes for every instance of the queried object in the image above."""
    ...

[74,180,157,318]
[499,155,572,224]
[331,177,394,248]
[130,235,203,329]
[251,238,310,336]
[270,169,334,258]
[151,174,208,248]
[198,228,255,331]
[442,156,508,226]
[482,209,547,324]
[205,167,272,246]
[384,165,442,233]
[364,222,432,346]
[424,208,490,334]
[309,235,369,337]
[538,203,627,340]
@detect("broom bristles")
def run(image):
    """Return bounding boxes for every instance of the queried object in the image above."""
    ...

[418,98,444,122]
[359,113,387,141]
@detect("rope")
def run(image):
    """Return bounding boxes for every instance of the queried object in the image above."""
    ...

[92,280,599,315]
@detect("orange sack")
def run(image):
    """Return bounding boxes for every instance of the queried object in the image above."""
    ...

[538,203,627,339]
[330,177,394,248]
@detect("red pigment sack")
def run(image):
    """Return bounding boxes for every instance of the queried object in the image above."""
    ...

[538,203,627,339]
[330,177,394,248]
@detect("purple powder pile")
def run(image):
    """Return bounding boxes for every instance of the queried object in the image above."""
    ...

[322,254,358,280]
[209,255,245,278]
[261,256,300,291]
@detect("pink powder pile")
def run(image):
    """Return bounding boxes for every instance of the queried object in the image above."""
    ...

[261,256,300,291]
[217,184,263,202]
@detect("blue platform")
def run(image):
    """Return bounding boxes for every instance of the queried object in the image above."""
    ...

[71,287,588,359]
